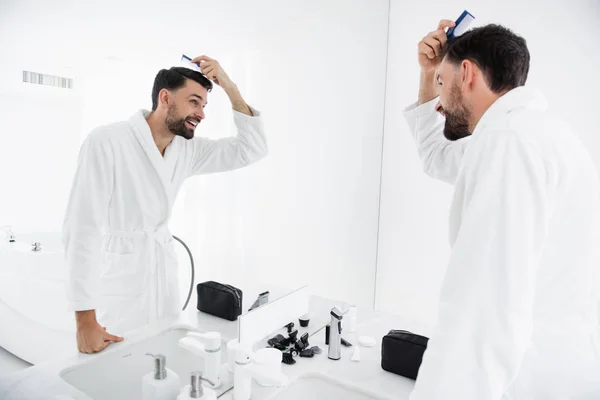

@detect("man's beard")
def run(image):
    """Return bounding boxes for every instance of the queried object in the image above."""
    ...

[443,83,472,141]
[165,104,196,140]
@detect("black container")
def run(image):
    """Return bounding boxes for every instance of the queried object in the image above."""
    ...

[381,329,429,380]
[196,281,243,321]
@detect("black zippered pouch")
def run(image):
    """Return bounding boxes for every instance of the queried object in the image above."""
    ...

[381,329,429,380]
[196,281,243,321]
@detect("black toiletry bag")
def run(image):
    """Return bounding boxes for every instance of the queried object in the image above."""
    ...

[196,281,243,321]
[381,329,429,380]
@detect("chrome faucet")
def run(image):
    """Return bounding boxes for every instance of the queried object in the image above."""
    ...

[328,306,343,360]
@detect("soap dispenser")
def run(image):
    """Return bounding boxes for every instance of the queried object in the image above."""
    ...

[142,353,181,400]
[177,371,217,400]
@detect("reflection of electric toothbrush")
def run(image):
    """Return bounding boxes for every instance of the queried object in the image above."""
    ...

[181,54,202,73]
[248,291,270,311]
[446,10,475,39]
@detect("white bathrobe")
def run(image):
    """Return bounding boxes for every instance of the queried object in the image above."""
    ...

[63,107,267,334]
[404,86,600,399]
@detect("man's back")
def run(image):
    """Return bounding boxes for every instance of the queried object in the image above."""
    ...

[530,112,600,323]
[462,94,600,329]
[517,109,600,398]
[483,104,600,398]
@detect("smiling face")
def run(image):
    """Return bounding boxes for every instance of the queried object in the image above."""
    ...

[163,79,208,140]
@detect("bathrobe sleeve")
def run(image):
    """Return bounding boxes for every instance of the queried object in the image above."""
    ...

[189,106,268,175]
[403,97,471,185]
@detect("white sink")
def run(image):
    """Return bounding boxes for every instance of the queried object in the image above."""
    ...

[59,326,232,400]
[266,372,393,400]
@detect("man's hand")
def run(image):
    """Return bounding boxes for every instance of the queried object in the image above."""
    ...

[418,19,455,73]
[192,55,235,91]
[191,55,253,116]
[75,310,123,354]
[417,19,455,104]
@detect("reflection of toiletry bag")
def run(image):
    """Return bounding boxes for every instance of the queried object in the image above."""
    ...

[196,281,243,321]
[381,330,429,380]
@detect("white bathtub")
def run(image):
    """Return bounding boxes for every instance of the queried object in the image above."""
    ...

[0,232,76,365]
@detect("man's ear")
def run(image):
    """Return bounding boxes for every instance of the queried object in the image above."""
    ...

[461,59,475,90]
[158,89,171,108]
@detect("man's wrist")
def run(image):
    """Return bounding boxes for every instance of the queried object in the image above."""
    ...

[75,309,97,328]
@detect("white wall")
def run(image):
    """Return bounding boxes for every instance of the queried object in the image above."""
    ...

[0,2,84,232]
[376,0,600,326]
[0,0,389,309]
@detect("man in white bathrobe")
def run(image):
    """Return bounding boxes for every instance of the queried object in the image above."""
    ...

[63,56,268,354]
[405,21,600,398]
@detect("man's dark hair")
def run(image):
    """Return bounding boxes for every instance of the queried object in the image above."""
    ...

[441,24,530,93]
[151,67,213,111]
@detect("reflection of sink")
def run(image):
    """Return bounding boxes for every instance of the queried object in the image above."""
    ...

[0,231,74,365]
[59,326,232,400]
[267,372,393,400]
[0,232,66,282]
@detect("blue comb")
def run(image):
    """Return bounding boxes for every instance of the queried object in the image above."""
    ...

[180,54,202,73]
[447,10,475,39]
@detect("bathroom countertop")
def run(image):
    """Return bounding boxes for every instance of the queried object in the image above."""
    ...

[0,296,431,400]
[220,307,432,399]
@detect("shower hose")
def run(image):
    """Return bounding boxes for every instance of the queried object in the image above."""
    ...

[172,235,194,311]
